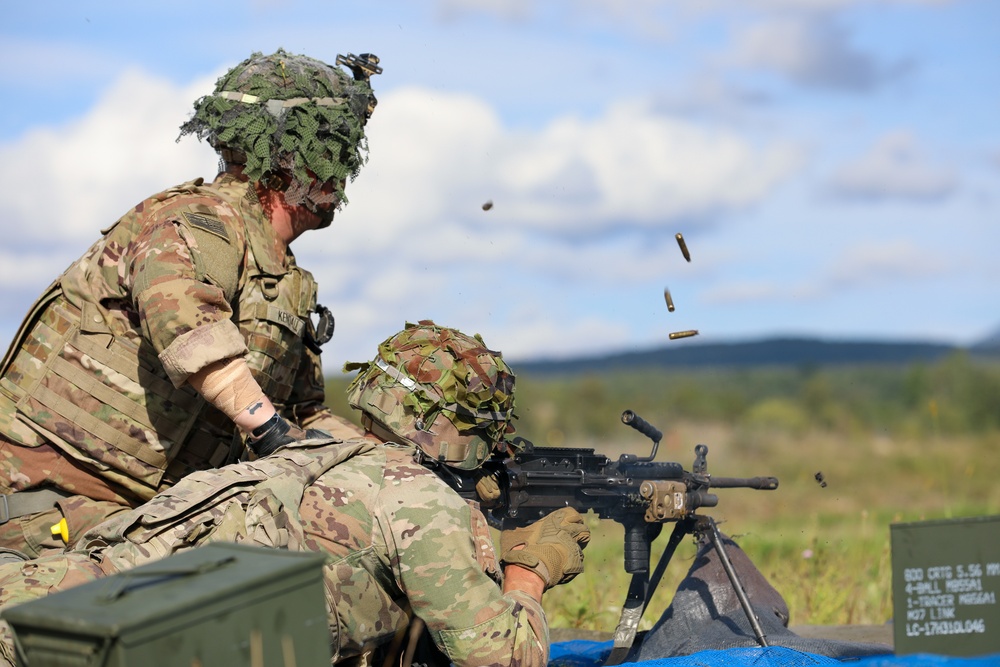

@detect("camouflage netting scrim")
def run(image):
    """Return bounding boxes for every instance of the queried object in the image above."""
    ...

[179,48,374,209]
[345,321,517,469]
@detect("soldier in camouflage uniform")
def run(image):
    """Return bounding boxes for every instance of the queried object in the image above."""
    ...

[0,50,382,557]
[0,322,590,666]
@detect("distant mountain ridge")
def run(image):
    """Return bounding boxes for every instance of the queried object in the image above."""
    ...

[513,336,998,376]
[974,324,1000,351]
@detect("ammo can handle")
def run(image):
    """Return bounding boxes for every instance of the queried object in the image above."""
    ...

[102,556,236,601]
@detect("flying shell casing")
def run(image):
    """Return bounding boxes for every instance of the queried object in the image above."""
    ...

[663,288,675,312]
[675,233,691,262]
[668,329,699,340]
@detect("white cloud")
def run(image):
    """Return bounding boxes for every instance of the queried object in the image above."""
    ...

[0,68,219,244]
[495,102,803,231]
[704,280,822,304]
[719,0,952,9]
[0,52,980,365]
[0,67,803,256]
[435,0,534,22]
[727,15,910,91]
[340,88,803,240]
[0,38,114,89]
[652,77,775,122]
[704,238,949,307]
[0,251,72,289]
[827,131,957,201]
[827,239,947,285]
[332,86,504,239]
[494,312,632,362]
[430,0,953,43]
[0,63,811,364]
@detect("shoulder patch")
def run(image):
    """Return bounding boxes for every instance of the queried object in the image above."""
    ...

[183,212,230,243]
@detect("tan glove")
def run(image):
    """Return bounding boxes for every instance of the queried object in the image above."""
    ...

[474,471,502,508]
[500,507,591,589]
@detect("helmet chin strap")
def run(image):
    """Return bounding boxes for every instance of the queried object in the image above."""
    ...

[361,413,401,445]
[362,412,476,469]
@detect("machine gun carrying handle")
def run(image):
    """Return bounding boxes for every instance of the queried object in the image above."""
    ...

[621,410,662,461]
[621,410,662,443]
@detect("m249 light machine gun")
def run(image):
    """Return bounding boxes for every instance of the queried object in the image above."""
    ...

[446,410,779,665]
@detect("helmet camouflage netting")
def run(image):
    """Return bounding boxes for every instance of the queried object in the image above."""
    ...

[344,321,517,470]
[179,48,376,209]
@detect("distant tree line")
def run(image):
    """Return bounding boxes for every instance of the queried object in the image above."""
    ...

[324,352,1000,445]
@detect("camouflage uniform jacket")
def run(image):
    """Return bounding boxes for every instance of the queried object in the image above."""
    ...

[0,174,348,500]
[0,438,549,666]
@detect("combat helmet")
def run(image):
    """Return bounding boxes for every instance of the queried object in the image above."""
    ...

[179,49,381,225]
[345,321,516,470]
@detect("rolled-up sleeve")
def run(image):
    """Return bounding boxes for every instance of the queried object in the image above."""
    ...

[157,317,247,387]
[125,218,247,387]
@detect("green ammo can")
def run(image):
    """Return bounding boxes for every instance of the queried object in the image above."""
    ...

[891,514,1000,657]
[1,543,331,667]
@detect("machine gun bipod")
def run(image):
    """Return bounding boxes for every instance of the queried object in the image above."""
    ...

[603,411,776,666]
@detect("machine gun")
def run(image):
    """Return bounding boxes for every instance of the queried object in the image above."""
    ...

[443,409,779,665]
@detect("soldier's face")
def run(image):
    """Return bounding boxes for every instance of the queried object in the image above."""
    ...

[310,178,343,229]
[262,170,347,243]
[297,175,345,230]
[287,204,329,239]
[282,178,344,240]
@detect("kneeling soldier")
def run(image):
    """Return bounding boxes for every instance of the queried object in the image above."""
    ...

[0,321,590,666]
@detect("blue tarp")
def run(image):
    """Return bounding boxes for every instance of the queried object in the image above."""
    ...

[548,641,1000,667]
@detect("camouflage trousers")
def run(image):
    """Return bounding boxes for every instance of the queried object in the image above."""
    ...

[0,438,371,664]
[0,552,105,666]
[0,436,132,558]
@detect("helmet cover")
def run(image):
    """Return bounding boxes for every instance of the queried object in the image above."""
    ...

[178,48,376,214]
[345,321,516,470]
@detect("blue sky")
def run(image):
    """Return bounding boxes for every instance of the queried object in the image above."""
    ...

[1,0,997,369]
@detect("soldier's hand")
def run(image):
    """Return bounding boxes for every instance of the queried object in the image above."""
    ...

[248,414,327,457]
[499,507,591,589]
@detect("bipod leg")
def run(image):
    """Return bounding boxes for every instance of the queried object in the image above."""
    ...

[603,571,646,666]
[643,519,692,616]
[605,519,693,666]
[699,516,769,648]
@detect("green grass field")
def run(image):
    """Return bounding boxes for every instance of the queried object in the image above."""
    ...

[538,427,999,631]
[326,353,1000,631]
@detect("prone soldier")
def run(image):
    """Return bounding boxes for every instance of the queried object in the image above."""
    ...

[0,49,380,556]
[0,321,590,666]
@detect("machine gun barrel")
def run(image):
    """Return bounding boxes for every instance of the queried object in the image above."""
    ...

[710,475,779,490]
